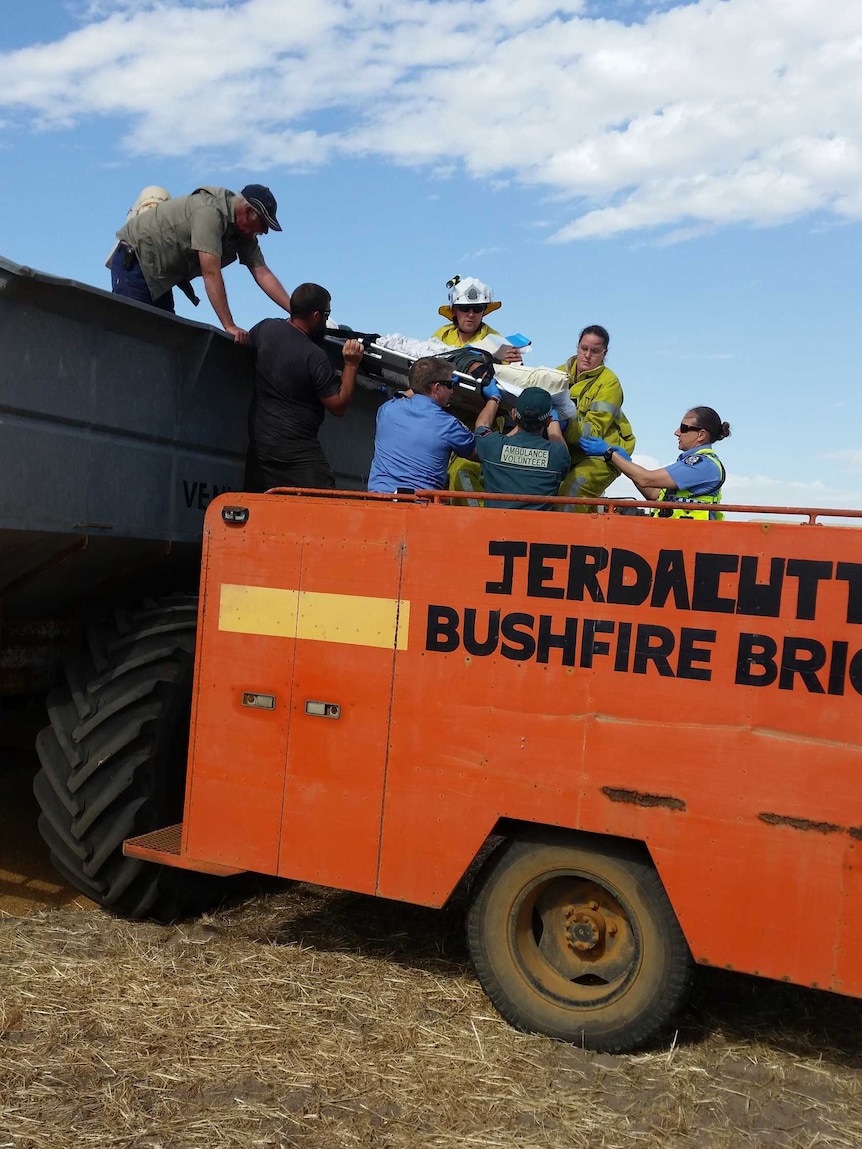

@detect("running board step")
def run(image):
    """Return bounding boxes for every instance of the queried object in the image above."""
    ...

[124,824,244,876]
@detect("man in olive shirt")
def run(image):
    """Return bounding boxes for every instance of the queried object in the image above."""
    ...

[111,184,292,343]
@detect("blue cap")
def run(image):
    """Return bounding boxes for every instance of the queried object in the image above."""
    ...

[241,184,282,232]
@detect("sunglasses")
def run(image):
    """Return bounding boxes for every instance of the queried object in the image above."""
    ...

[434,376,457,388]
[678,422,702,434]
[454,304,486,314]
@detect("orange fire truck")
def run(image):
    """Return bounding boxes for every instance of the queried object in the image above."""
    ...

[36,487,862,1052]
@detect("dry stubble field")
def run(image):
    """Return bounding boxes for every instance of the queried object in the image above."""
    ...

[2,875,862,1149]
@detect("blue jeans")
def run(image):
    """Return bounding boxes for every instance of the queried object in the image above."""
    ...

[110,246,175,313]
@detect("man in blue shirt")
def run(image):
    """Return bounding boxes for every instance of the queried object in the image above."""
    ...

[368,357,476,492]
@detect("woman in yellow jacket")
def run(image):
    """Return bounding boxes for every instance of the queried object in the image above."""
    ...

[557,324,636,512]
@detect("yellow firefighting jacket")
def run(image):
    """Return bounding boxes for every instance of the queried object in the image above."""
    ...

[432,321,501,347]
[559,362,636,456]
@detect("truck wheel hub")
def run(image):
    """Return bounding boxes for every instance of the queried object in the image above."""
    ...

[565,905,605,952]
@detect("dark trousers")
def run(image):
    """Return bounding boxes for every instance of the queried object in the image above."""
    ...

[110,245,175,313]
[244,441,336,493]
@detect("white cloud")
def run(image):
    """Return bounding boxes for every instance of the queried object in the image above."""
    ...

[721,473,862,524]
[825,450,862,473]
[723,473,862,510]
[2,0,861,241]
[459,246,506,260]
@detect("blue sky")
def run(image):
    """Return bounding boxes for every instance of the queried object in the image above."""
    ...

[1,0,861,513]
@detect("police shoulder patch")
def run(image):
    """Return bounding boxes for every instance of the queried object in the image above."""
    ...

[683,454,703,466]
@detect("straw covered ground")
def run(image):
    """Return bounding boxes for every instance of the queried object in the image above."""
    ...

[2,882,862,1149]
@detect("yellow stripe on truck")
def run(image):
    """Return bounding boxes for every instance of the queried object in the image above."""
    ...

[218,584,410,651]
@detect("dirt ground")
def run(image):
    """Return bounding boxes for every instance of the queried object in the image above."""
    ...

[2,732,862,1148]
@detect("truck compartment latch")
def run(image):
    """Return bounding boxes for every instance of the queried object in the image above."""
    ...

[305,700,341,719]
[242,692,275,710]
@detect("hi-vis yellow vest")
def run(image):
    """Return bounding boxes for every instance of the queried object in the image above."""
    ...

[651,447,726,521]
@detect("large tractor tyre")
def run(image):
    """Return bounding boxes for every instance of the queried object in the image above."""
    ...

[34,595,229,923]
[466,827,693,1053]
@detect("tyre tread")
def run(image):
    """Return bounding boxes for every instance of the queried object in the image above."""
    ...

[33,595,224,922]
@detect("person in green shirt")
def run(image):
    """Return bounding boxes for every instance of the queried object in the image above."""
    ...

[474,385,571,511]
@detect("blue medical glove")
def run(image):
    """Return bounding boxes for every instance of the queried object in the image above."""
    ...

[579,433,610,457]
[548,408,559,423]
[613,446,632,462]
[483,379,502,401]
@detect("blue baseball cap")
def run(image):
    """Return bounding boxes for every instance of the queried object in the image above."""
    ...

[241,184,282,232]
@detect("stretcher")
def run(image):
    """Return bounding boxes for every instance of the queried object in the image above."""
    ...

[323,331,576,420]
[324,332,483,404]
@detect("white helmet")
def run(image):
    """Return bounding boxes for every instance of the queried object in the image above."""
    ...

[439,275,502,319]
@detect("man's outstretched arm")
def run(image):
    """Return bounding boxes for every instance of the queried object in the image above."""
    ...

[248,262,292,314]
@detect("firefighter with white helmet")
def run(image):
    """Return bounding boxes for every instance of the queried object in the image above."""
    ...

[432,275,504,348]
[433,276,521,500]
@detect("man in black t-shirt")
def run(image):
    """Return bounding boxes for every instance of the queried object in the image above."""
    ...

[244,283,364,492]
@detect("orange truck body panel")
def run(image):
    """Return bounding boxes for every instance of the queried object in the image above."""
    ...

[172,492,862,997]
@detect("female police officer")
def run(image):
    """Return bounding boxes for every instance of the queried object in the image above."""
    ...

[579,405,730,520]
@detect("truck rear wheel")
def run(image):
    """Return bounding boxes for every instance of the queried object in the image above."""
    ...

[33,596,228,922]
[466,827,693,1052]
